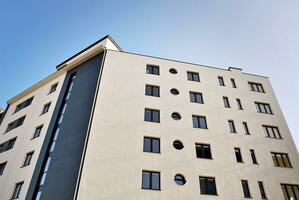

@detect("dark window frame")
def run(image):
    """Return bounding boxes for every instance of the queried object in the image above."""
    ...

[11,181,24,199]
[49,82,58,94]
[258,181,267,199]
[143,137,160,153]
[146,65,160,75]
[248,82,265,93]
[199,176,217,195]
[241,180,251,198]
[223,97,230,108]
[231,78,237,88]
[250,149,258,164]
[142,170,161,190]
[22,151,34,167]
[196,143,212,159]
[228,120,237,133]
[234,147,243,163]
[144,108,160,123]
[14,96,34,113]
[281,183,299,200]
[189,91,204,104]
[145,85,160,97]
[0,161,7,175]
[41,102,51,115]
[192,115,208,129]
[255,102,273,114]
[263,125,282,139]
[242,122,250,135]
[236,98,243,110]
[271,152,292,168]
[187,71,200,82]
[5,116,26,133]
[218,76,225,86]
[32,125,43,139]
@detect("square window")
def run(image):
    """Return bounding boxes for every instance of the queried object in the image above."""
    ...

[190,92,204,104]
[142,170,160,190]
[145,85,160,97]
[192,115,207,129]
[199,176,217,195]
[146,65,159,75]
[144,109,160,123]
[187,71,200,82]
[143,137,160,153]
[196,143,212,159]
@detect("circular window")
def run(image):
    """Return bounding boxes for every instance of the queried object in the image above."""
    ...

[173,140,184,150]
[170,88,179,95]
[169,68,178,74]
[171,112,181,120]
[174,174,186,185]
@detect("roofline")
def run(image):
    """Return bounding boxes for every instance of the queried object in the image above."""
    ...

[56,35,122,69]
[107,50,269,79]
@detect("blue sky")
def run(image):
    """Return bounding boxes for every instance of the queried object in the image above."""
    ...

[0,0,298,148]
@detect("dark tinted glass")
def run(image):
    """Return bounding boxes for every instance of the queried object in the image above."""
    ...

[258,181,267,199]
[187,72,200,82]
[196,144,212,159]
[193,115,207,129]
[190,92,203,103]
[169,68,177,74]
[171,112,181,120]
[242,180,251,198]
[199,177,217,195]
[173,140,184,150]
[174,174,186,185]
[142,171,150,189]
[235,148,243,162]
[170,88,179,95]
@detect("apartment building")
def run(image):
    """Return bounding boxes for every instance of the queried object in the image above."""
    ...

[0,35,298,200]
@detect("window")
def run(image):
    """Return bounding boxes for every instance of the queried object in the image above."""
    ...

[281,184,299,200]
[49,83,58,94]
[271,152,292,168]
[14,96,34,113]
[263,125,282,139]
[0,162,7,175]
[241,180,251,198]
[146,65,159,75]
[234,148,243,162]
[171,112,181,120]
[143,137,160,153]
[169,68,177,74]
[33,125,43,139]
[173,140,184,150]
[142,170,160,190]
[12,181,24,199]
[41,103,51,115]
[145,85,160,97]
[190,92,203,104]
[242,122,250,135]
[223,97,230,108]
[6,116,26,133]
[22,151,34,167]
[236,98,243,110]
[218,76,225,86]
[199,177,217,195]
[170,88,179,95]
[249,82,265,93]
[258,181,267,199]
[0,137,17,153]
[192,115,207,129]
[144,109,160,123]
[196,143,212,159]
[228,120,236,133]
[255,102,272,114]
[174,174,186,185]
[231,78,237,88]
[187,71,200,82]
[250,149,258,164]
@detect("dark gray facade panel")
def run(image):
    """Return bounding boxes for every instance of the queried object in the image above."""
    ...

[26,52,104,200]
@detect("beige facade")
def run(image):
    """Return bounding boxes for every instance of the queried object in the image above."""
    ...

[0,35,298,200]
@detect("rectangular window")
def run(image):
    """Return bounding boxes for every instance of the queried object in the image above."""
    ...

[14,96,34,113]
[242,180,251,198]
[6,116,26,133]
[281,183,299,200]
[199,176,217,195]
[196,143,212,159]
[33,125,43,139]
[142,170,160,190]
[250,149,258,164]
[228,120,236,133]
[255,102,272,114]
[263,125,282,139]
[236,98,243,110]
[249,82,265,93]
[144,109,160,123]
[22,151,34,167]
[145,85,160,97]
[189,92,204,104]
[12,181,24,199]
[0,162,7,175]
[187,71,200,82]
[143,137,160,153]
[231,78,237,88]
[0,137,17,153]
[234,148,243,163]
[146,65,159,75]
[49,83,58,94]
[258,181,267,199]
[192,115,207,129]
[242,122,250,135]
[218,76,225,86]
[223,97,230,108]
[271,152,292,168]
[41,102,51,115]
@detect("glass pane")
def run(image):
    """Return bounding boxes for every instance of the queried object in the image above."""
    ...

[207,179,216,195]
[153,87,159,96]
[194,74,199,81]
[192,116,199,128]
[187,73,192,81]
[143,138,151,152]
[199,178,207,194]
[283,155,291,167]
[152,139,160,153]
[142,171,150,189]
[152,111,159,122]
[152,172,160,190]
[153,67,159,75]
[199,117,206,128]
[286,185,295,199]
[145,110,151,121]
[196,145,203,158]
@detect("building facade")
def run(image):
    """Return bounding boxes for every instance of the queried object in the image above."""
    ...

[0,35,298,200]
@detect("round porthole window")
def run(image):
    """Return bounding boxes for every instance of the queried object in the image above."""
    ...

[173,140,184,150]
[170,88,179,95]
[171,112,181,120]
[174,174,186,185]
[169,68,178,74]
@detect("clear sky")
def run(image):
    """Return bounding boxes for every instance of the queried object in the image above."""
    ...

[0,0,298,149]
